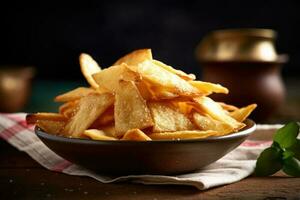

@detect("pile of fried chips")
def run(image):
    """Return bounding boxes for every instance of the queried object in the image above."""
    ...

[26,49,257,141]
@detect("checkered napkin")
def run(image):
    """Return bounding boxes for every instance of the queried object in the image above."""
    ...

[0,113,282,190]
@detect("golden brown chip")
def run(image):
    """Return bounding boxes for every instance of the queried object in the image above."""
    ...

[230,104,257,122]
[36,120,66,135]
[58,101,79,118]
[63,92,114,137]
[148,102,195,132]
[62,109,77,119]
[114,49,153,66]
[171,101,194,115]
[54,87,94,102]
[152,59,196,81]
[127,60,200,97]
[90,106,114,128]
[26,113,67,124]
[79,53,101,89]
[192,112,233,135]
[121,129,152,141]
[148,130,218,140]
[135,80,153,100]
[147,84,179,100]
[189,81,228,95]
[218,102,239,112]
[192,96,245,131]
[101,125,116,136]
[83,129,117,140]
[114,80,153,136]
[59,101,77,114]
[137,79,189,100]
[92,63,140,93]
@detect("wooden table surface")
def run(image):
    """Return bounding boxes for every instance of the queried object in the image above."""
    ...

[1,139,300,200]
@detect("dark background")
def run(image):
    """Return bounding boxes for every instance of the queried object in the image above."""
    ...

[1,0,300,80]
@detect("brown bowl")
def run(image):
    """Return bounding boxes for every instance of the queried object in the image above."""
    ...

[35,119,256,175]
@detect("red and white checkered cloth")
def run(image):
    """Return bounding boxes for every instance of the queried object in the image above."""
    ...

[0,113,282,190]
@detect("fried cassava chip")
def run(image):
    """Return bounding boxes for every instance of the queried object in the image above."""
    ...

[148,102,195,132]
[79,53,101,89]
[122,129,152,141]
[114,80,153,136]
[55,87,95,102]
[114,49,153,66]
[63,92,114,137]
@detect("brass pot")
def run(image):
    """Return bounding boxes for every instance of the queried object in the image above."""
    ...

[196,29,288,122]
[196,28,287,63]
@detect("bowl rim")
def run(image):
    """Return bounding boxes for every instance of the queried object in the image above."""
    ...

[35,119,256,145]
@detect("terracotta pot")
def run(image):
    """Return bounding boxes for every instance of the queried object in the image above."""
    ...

[196,29,287,122]
[201,61,285,122]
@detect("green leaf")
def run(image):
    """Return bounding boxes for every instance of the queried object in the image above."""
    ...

[282,157,300,177]
[283,150,294,160]
[274,122,299,149]
[255,147,282,176]
[287,139,300,160]
[271,141,281,149]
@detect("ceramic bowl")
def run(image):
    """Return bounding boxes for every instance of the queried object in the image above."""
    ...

[35,119,256,175]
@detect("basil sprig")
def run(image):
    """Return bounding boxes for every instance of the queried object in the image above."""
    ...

[255,122,300,177]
